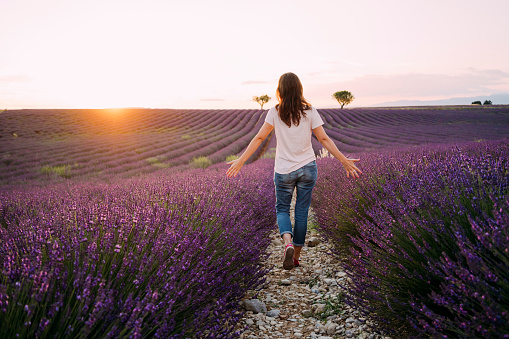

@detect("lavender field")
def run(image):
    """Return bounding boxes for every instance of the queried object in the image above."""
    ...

[1,105,508,185]
[1,106,509,338]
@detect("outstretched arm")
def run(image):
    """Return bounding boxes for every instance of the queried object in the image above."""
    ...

[226,122,274,177]
[312,125,362,178]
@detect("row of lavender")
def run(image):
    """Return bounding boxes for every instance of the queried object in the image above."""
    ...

[313,139,509,337]
[0,109,266,185]
[0,159,276,338]
[318,106,509,153]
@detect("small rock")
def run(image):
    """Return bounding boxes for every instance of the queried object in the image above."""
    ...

[307,237,321,247]
[345,317,355,323]
[294,333,303,338]
[302,309,313,317]
[243,299,267,314]
[317,336,333,339]
[281,279,291,285]
[245,319,254,326]
[345,329,354,338]
[314,303,326,314]
[326,323,338,335]
[271,239,283,246]
[266,309,281,318]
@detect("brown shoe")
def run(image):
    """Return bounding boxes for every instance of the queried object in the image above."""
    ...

[283,244,295,270]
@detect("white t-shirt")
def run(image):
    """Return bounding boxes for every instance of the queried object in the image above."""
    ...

[265,106,324,174]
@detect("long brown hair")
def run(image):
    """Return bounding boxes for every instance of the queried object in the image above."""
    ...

[275,72,312,127]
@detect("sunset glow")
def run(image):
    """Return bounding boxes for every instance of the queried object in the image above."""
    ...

[1,0,509,109]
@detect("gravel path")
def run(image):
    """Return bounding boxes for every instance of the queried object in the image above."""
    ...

[235,197,392,339]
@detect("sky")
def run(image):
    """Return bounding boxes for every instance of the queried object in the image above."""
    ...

[1,0,509,109]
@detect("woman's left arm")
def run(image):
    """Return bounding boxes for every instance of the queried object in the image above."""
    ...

[226,122,274,177]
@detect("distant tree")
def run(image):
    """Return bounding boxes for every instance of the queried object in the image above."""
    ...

[332,91,355,109]
[483,100,492,105]
[471,101,482,105]
[253,95,271,109]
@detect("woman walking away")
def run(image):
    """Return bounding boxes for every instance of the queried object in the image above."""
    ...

[227,72,361,270]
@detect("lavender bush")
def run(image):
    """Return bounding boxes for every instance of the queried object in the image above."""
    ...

[313,140,509,337]
[0,159,276,338]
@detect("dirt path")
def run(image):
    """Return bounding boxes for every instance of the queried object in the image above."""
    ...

[235,198,389,339]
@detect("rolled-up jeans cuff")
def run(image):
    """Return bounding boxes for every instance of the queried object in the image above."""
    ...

[292,241,305,247]
[280,231,293,239]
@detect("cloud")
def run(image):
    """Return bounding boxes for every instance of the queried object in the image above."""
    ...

[241,80,271,85]
[199,98,225,101]
[0,74,30,84]
[308,69,509,99]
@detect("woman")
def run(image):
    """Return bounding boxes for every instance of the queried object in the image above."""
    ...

[227,72,361,270]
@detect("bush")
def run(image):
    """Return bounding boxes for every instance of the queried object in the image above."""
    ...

[0,159,277,338]
[472,101,482,105]
[484,100,493,105]
[40,164,73,178]
[189,156,212,169]
[312,140,509,337]
[225,155,239,162]
[146,157,160,164]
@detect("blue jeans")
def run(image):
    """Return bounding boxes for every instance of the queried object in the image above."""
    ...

[274,160,318,246]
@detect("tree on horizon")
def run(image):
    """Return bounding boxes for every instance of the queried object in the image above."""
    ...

[332,91,355,109]
[253,95,271,109]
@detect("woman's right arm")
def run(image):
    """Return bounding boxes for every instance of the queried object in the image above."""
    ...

[312,126,362,178]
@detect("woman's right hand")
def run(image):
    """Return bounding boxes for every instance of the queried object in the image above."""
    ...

[342,158,362,178]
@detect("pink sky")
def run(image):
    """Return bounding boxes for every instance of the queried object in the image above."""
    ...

[1,0,508,109]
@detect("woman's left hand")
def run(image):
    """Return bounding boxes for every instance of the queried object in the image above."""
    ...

[226,158,245,178]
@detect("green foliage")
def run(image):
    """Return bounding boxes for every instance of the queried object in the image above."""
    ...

[252,95,271,109]
[332,91,355,109]
[471,101,482,105]
[225,155,239,162]
[190,156,212,169]
[260,150,275,159]
[315,293,345,320]
[40,164,73,178]
[483,100,492,105]
[146,157,169,168]
[146,157,161,164]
